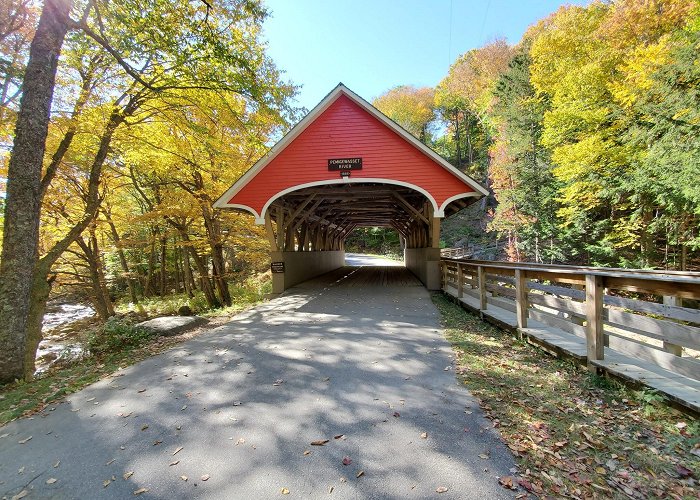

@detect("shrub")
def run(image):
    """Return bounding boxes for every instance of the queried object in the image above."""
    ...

[87,317,154,355]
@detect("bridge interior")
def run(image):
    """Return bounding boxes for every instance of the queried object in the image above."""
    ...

[265,182,476,293]
[265,183,472,252]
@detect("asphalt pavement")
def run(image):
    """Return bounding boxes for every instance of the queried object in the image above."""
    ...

[0,255,516,499]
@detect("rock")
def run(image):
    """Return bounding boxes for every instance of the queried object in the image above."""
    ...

[137,316,207,337]
[177,305,193,316]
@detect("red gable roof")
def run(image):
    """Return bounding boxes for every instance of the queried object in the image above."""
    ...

[214,84,487,223]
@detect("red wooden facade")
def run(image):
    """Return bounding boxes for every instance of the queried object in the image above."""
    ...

[214,84,486,222]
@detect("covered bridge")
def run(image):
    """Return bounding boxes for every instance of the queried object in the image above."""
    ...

[214,84,487,294]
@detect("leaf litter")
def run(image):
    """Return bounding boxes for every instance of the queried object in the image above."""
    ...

[433,294,700,499]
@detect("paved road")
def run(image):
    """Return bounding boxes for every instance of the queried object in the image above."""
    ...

[0,257,516,499]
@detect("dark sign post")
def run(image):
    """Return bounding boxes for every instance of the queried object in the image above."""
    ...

[270,261,285,273]
[328,158,362,178]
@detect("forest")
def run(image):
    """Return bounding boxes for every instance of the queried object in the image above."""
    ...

[0,0,698,381]
[374,0,700,270]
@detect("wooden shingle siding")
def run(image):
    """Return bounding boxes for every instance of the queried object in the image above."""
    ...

[227,94,475,214]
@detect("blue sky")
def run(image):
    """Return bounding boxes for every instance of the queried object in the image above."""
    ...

[262,0,589,110]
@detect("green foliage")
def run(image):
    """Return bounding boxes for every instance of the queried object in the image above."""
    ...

[87,317,154,355]
[344,227,401,258]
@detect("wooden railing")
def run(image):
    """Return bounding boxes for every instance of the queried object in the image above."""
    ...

[440,258,700,381]
[440,246,470,259]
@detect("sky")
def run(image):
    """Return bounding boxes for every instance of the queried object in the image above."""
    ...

[262,0,589,111]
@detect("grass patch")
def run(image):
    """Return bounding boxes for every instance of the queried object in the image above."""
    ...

[0,283,269,427]
[432,293,699,499]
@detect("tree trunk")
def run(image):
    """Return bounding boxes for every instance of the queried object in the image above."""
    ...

[159,233,167,296]
[0,0,72,384]
[173,243,182,294]
[23,263,54,379]
[188,247,219,308]
[106,216,138,303]
[75,231,114,321]
[144,229,157,296]
[181,244,195,297]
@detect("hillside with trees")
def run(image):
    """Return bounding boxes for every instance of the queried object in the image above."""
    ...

[374,0,699,269]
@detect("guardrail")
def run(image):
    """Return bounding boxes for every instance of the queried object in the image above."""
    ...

[440,258,700,411]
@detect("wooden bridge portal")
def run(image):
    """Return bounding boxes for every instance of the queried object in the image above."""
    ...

[214,84,487,293]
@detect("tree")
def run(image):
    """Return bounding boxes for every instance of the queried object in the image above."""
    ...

[435,39,512,179]
[1,0,296,381]
[373,85,436,144]
[488,47,562,262]
[0,0,73,384]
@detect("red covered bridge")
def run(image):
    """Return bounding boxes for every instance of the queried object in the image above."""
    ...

[214,84,487,294]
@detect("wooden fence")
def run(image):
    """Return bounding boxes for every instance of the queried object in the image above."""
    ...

[440,258,700,412]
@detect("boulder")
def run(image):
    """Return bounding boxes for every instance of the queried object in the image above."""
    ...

[137,316,207,337]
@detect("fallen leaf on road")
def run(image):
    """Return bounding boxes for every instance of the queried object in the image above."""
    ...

[499,476,516,489]
[173,446,183,455]
[103,479,111,488]
[53,460,60,468]
[334,434,345,440]
[281,487,290,494]
[11,490,28,500]
[356,470,364,478]
[201,474,210,481]
[169,460,179,466]
[140,425,148,431]
[133,487,148,495]
[311,439,329,446]
[436,486,448,493]
[342,456,352,466]
[479,454,489,459]
[392,412,400,418]
[18,466,25,474]
[46,478,57,484]
[420,432,428,439]
[137,389,146,393]
[303,450,312,456]
[180,475,188,481]
[236,438,245,445]
[18,436,32,444]
[153,440,162,446]
[329,486,334,493]
[123,471,134,480]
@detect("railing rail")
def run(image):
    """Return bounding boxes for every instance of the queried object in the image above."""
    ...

[440,258,700,382]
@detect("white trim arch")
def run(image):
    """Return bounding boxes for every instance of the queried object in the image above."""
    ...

[257,178,443,225]
[438,192,482,215]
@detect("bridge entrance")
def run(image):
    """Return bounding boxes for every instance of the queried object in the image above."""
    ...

[214,84,487,293]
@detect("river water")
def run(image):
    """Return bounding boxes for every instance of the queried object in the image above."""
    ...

[36,303,96,373]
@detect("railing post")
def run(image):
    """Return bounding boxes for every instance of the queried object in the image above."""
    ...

[515,269,528,331]
[457,263,464,299]
[477,266,487,312]
[441,261,447,291]
[662,296,683,356]
[585,274,604,372]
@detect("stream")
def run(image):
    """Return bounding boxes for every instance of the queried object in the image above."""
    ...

[36,302,96,373]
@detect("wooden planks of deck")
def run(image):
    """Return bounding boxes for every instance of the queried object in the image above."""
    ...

[443,284,700,415]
